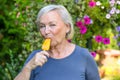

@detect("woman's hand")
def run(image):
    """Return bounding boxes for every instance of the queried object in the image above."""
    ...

[25,51,49,71]
[14,51,49,80]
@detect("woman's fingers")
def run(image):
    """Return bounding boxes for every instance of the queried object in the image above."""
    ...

[35,51,49,66]
[26,51,50,70]
[41,51,50,57]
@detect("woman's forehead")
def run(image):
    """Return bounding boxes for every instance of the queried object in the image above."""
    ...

[40,11,63,23]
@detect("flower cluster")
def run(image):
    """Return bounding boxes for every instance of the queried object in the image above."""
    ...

[76,15,92,34]
[75,0,119,50]
[95,0,120,19]
[95,35,110,45]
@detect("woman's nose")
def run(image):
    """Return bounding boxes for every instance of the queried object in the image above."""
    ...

[44,26,50,34]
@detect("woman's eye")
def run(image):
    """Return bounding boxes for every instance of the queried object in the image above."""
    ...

[50,24,56,27]
[40,25,44,28]
[39,25,45,28]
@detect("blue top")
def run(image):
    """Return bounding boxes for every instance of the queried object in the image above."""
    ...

[24,45,100,80]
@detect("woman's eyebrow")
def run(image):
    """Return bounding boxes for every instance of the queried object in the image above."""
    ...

[39,23,44,25]
[49,21,57,24]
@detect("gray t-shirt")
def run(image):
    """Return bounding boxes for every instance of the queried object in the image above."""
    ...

[25,45,100,80]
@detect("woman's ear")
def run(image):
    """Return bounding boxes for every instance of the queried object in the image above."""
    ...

[65,23,71,39]
[65,23,71,33]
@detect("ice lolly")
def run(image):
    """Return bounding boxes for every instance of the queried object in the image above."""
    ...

[42,39,51,50]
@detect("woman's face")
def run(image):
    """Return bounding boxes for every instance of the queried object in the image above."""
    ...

[39,10,70,47]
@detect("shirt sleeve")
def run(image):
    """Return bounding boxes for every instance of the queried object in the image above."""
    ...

[85,50,100,80]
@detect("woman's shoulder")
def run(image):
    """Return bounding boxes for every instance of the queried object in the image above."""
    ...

[28,49,42,58]
[31,49,41,55]
[75,45,89,53]
[75,45,92,57]
[75,45,95,61]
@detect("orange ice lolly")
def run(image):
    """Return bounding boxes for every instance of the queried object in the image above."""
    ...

[42,39,51,50]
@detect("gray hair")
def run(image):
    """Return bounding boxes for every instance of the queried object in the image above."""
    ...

[36,4,74,39]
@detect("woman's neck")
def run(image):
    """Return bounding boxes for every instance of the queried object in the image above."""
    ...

[48,40,75,59]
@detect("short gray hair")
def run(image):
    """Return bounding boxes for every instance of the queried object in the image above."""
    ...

[36,4,74,39]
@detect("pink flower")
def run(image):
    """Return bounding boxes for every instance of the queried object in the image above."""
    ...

[80,26,87,34]
[84,16,91,25]
[91,51,96,58]
[103,38,110,45]
[76,21,83,28]
[89,0,96,8]
[67,39,71,43]
[95,35,103,43]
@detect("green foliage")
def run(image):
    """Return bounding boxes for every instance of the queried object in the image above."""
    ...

[0,53,24,80]
[0,0,26,59]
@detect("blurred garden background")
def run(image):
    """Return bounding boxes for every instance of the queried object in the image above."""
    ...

[0,0,120,80]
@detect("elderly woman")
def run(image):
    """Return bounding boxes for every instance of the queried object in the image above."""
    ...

[14,5,100,80]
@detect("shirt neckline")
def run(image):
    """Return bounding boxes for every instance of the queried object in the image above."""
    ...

[48,45,77,61]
